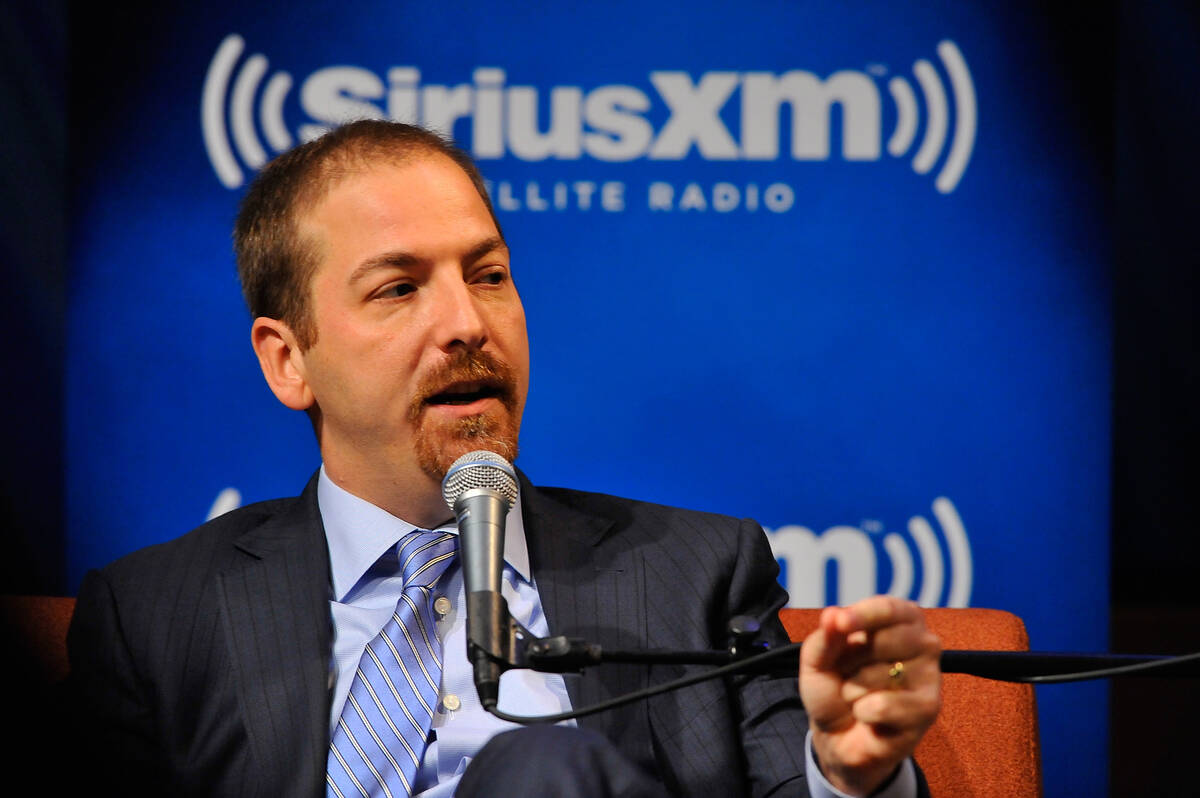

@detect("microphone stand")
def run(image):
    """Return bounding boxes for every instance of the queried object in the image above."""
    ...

[467,612,1200,725]
[520,638,1200,680]
[473,614,1200,686]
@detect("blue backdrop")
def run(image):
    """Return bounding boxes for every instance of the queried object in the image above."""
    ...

[67,3,1110,794]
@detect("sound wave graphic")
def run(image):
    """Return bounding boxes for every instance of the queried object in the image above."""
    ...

[202,33,293,189]
[882,497,972,607]
[766,497,973,609]
[885,41,977,194]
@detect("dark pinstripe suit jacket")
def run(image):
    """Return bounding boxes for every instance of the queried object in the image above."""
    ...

[66,472,813,796]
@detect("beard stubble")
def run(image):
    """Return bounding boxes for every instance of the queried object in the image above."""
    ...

[409,349,521,481]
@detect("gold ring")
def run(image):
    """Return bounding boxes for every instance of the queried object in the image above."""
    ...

[888,661,905,687]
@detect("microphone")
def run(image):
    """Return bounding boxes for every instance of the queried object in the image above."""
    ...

[441,450,519,709]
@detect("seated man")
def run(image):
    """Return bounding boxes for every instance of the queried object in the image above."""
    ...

[66,120,941,797]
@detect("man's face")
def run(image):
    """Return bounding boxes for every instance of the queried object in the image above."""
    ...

[291,153,529,501]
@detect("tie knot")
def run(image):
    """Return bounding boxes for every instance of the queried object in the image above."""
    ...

[397,530,458,589]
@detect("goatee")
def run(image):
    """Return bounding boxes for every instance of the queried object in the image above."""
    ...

[410,349,521,481]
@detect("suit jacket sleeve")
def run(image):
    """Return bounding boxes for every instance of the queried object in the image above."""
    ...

[724,517,812,797]
[61,483,332,798]
[64,568,168,796]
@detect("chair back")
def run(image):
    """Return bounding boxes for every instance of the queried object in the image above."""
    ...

[779,607,1042,798]
[1,595,76,684]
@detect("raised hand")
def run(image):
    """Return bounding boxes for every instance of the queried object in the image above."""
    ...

[800,596,942,796]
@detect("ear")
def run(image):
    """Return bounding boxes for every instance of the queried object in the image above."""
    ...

[251,317,315,411]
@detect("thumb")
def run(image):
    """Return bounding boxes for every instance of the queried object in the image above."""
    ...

[802,608,847,672]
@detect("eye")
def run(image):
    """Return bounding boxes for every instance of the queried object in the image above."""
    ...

[377,282,416,299]
[476,267,508,286]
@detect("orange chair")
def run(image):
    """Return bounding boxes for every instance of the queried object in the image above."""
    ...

[3,597,1042,796]
[0,595,76,684]
[780,607,1043,798]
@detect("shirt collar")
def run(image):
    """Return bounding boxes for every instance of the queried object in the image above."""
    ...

[318,465,531,601]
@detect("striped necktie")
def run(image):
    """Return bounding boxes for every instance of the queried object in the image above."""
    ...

[327,530,459,798]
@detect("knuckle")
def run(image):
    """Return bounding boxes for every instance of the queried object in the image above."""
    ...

[919,683,943,714]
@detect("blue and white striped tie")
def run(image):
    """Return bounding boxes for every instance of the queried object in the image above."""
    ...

[327,530,459,798]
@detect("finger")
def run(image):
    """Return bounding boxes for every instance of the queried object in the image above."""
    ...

[847,626,940,670]
[840,656,941,704]
[801,625,847,672]
[851,682,942,731]
[840,660,914,704]
[821,626,941,680]
[818,633,878,677]
[803,607,850,671]
[833,597,923,635]
[820,605,873,649]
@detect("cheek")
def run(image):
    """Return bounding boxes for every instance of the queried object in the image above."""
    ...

[502,308,530,357]
[302,350,356,404]
[340,323,423,375]
[308,333,409,403]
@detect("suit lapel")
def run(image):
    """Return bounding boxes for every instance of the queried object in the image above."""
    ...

[209,470,655,792]
[217,475,332,797]
[519,473,652,763]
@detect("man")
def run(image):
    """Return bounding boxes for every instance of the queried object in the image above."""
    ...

[67,120,941,797]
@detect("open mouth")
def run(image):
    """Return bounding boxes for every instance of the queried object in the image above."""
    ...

[424,381,505,407]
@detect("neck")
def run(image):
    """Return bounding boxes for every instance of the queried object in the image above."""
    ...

[321,460,453,529]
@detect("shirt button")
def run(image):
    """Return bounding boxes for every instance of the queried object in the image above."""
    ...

[442,693,461,712]
[433,596,453,616]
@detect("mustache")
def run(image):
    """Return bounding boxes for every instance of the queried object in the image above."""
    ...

[408,349,518,421]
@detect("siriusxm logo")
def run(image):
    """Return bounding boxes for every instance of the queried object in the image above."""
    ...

[202,34,976,195]
[207,487,241,521]
[766,497,972,608]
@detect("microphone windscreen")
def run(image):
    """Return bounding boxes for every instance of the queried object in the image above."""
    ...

[441,450,519,511]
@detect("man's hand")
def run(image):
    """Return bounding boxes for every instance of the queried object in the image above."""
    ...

[800,596,941,796]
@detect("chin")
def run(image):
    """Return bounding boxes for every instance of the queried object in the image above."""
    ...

[415,414,519,481]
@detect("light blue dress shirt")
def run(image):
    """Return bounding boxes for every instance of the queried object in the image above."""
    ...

[318,467,914,798]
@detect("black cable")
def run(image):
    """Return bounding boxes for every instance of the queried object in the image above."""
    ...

[485,643,1200,724]
[1011,650,1200,684]
[486,642,802,724]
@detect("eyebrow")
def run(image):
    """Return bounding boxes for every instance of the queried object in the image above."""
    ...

[463,235,509,266]
[347,235,509,285]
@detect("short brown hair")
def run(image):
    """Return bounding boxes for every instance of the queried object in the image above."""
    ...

[233,120,502,350]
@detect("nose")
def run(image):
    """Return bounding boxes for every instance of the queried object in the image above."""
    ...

[432,273,487,352]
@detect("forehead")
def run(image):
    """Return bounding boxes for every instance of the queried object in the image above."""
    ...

[299,153,500,263]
